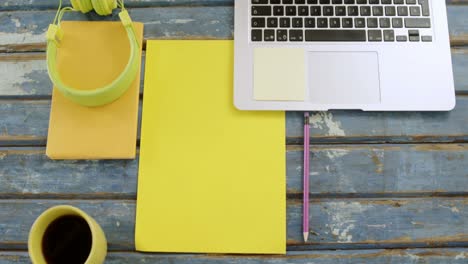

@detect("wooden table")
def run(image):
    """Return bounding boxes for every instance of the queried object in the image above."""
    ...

[0,1,466,263]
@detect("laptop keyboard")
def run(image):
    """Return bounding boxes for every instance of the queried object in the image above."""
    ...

[250,0,432,42]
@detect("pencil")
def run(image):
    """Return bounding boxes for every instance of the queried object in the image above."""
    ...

[303,112,310,242]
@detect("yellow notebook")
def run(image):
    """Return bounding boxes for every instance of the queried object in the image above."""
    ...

[46,21,143,159]
[135,40,286,254]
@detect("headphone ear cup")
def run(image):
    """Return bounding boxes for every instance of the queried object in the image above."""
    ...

[91,0,117,15]
[71,0,94,13]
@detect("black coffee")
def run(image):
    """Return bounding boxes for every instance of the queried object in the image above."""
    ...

[42,215,92,264]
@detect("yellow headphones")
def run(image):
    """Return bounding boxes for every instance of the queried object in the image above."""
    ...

[46,0,140,107]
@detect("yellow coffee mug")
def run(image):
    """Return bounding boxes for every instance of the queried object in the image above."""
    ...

[28,205,107,264]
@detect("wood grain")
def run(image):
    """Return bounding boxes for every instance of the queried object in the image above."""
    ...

[0,0,233,11]
[286,97,468,144]
[0,0,466,11]
[0,249,466,264]
[0,1,466,261]
[0,7,234,51]
[0,6,466,52]
[0,47,467,98]
[0,145,466,198]
[3,97,467,145]
[0,199,465,250]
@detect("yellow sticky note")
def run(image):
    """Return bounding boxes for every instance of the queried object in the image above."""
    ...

[46,21,143,159]
[254,48,305,101]
[135,40,286,254]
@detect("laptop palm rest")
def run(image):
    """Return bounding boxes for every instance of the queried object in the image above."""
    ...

[308,51,381,105]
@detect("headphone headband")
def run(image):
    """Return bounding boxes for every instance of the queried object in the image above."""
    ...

[46,1,140,107]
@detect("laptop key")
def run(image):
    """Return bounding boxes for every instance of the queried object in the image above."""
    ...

[264,29,275,41]
[292,18,303,27]
[421,35,432,42]
[280,17,291,28]
[367,18,378,28]
[409,29,420,41]
[268,18,278,28]
[273,6,284,16]
[405,18,430,28]
[368,30,382,41]
[317,18,328,28]
[305,18,316,28]
[397,6,408,16]
[252,6,271,16]
[251,29,262,41]
[298,5,309,15]
[252,18,265,28]
[310,6,321,16]
[277,30,288,41]
[305,30,367,41]
[383,30,395,41]
[336,6,347,16]
[289,30,304,41]
[392,18,403,28]
[348,6,359,16]
[330,18,341,28]
[286,6,297,16]
[409,35,420,41]
[360,6,371,16]
[372,6,383,16]
[380,18,391,28]
[419,0,430,16]
[396,35,408,41]
[409,6,420,16]
[323,6,334,16]
[355,18,366,28]
[342,18,353,28]
[385,6,396,16]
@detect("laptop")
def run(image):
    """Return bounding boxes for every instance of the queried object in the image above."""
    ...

[234,0,456,111]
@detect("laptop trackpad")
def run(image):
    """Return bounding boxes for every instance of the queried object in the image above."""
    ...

[308,52,381,105]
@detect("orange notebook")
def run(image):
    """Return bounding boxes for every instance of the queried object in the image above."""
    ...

[46,21,143,159]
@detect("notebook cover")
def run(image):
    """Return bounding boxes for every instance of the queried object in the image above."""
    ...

[46,21,143,159]
[135,40,286,254]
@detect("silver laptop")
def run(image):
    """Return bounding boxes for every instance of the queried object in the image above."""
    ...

[234,0,455,111]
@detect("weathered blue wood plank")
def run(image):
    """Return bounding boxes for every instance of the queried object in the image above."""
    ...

[1,97,467,145]
[287,144,468,195]
[447,6,468,40]
[0,199,465,250]
[0,145,466,198]
[286,97,468,144]
[452,49,468,94]
[0,148,137,197]
[0,100,142,146]
[0,48,466,97]
[0,53,146,97]
[0,0,466,11]
[453,48,468,92]
[0,6,466,50]
[0,0,233,11]
[0,249,466,264]
[0,7,233,50]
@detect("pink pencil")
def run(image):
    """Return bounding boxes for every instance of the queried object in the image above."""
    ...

[303,112,310,242]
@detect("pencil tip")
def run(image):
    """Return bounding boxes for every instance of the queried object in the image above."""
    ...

[303,232,309,242]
